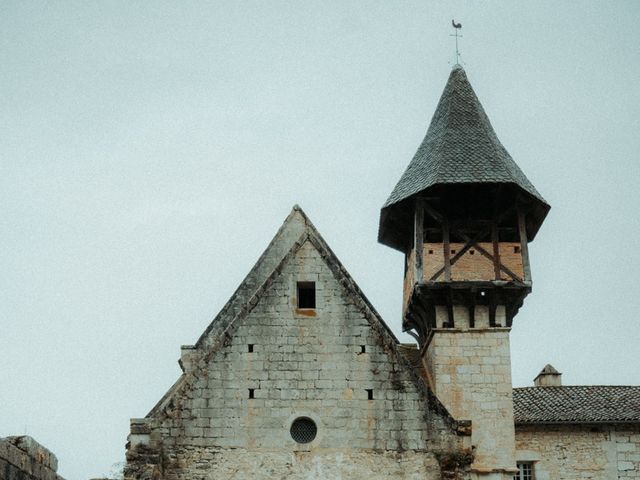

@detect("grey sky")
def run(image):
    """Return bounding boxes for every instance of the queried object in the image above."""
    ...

[1,2,639,478]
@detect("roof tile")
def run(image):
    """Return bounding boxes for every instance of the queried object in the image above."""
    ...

[384,65,547,208]
[513,386,640,424]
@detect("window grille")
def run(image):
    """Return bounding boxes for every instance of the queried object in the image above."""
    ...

[290,417,317,444]
[513,462,534,480]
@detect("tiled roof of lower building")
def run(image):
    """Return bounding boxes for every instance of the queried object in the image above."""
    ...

[513,386,640,424]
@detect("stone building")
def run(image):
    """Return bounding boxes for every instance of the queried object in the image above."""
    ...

[124,65,640,479]
[513,368,640,479]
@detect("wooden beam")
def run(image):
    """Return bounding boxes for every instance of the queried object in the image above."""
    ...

[469,240,524,282]
[446,291,454,328]
[434,223,523,283]
[518,207,532,283]
[489,296,497,327]
[414,199,425,283]
[492,220,501,280]
[428,227,491,281]
[442,219,451,282]
[468,303,475,328]
[422,202,444,224]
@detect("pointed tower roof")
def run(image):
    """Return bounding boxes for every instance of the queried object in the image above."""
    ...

[379,65,550,250]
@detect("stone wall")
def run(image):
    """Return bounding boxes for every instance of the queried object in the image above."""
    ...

[515,424,640,479]
[424,325,516,477]
[125,231,471,479]
[0,436,65,480]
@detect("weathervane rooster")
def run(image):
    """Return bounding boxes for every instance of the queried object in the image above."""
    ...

[450,19,463,65]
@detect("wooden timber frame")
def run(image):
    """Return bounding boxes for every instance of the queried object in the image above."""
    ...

[404,195,533,347]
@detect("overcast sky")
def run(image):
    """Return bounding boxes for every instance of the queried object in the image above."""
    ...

[1,2,639,478]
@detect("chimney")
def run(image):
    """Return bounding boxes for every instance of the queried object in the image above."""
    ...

[534,364,562,387]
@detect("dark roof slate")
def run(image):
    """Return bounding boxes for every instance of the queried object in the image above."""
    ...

[513,386,640,425]
[383,65,547,208]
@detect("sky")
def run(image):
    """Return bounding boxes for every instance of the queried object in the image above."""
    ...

[1,2,639,478]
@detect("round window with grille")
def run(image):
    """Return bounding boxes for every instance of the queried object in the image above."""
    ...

[290,417,317,444]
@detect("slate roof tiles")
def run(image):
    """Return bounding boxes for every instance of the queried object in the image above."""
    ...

[384,65,547,209]
[513,385,640,425]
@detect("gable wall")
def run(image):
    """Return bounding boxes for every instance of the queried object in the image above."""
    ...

[125,240,468,479]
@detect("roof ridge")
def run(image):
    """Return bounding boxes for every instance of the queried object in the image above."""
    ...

[432,74,457,187]
[515,385,640,389]
[195,206,308,349]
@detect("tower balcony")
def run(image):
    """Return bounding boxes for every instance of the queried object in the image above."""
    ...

[403,241,531,346]
[403,241,526,312]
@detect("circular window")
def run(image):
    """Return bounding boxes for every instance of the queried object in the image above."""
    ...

[290,417,317,444]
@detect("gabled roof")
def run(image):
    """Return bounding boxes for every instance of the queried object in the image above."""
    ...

[146,206,461,431]
[193,205,399,349]
[384,65,547,208]
[513,386,640,425]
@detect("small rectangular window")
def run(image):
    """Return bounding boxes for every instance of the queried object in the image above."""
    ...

[249,388,255,399]
[514,246,521,254]
[513,462,534,480]
[248,344,254,353]
[360,345,366,354]
[366,389,374,400]
[297,282,316,309]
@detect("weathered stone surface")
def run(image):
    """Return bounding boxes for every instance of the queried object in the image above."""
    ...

[124,209,470,479]
[0,436,65,480]
[515,424,640,479]
[424,326,517,477]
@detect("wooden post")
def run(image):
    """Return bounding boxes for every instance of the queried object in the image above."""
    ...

[492,220,501,280]
[489,299,497,327]
[443,219,451,282]
[414,199,425,284]
[446,292,454,328]
[518,207,532,283]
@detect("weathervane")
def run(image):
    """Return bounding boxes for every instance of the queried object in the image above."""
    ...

[450,19,462,65]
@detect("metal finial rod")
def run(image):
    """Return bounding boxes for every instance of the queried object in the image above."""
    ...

[450,19,463,65]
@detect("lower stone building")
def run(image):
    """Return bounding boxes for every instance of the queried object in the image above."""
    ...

[513,369,640,479]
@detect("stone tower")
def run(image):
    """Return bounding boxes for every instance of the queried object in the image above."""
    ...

[378,65,549,479]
